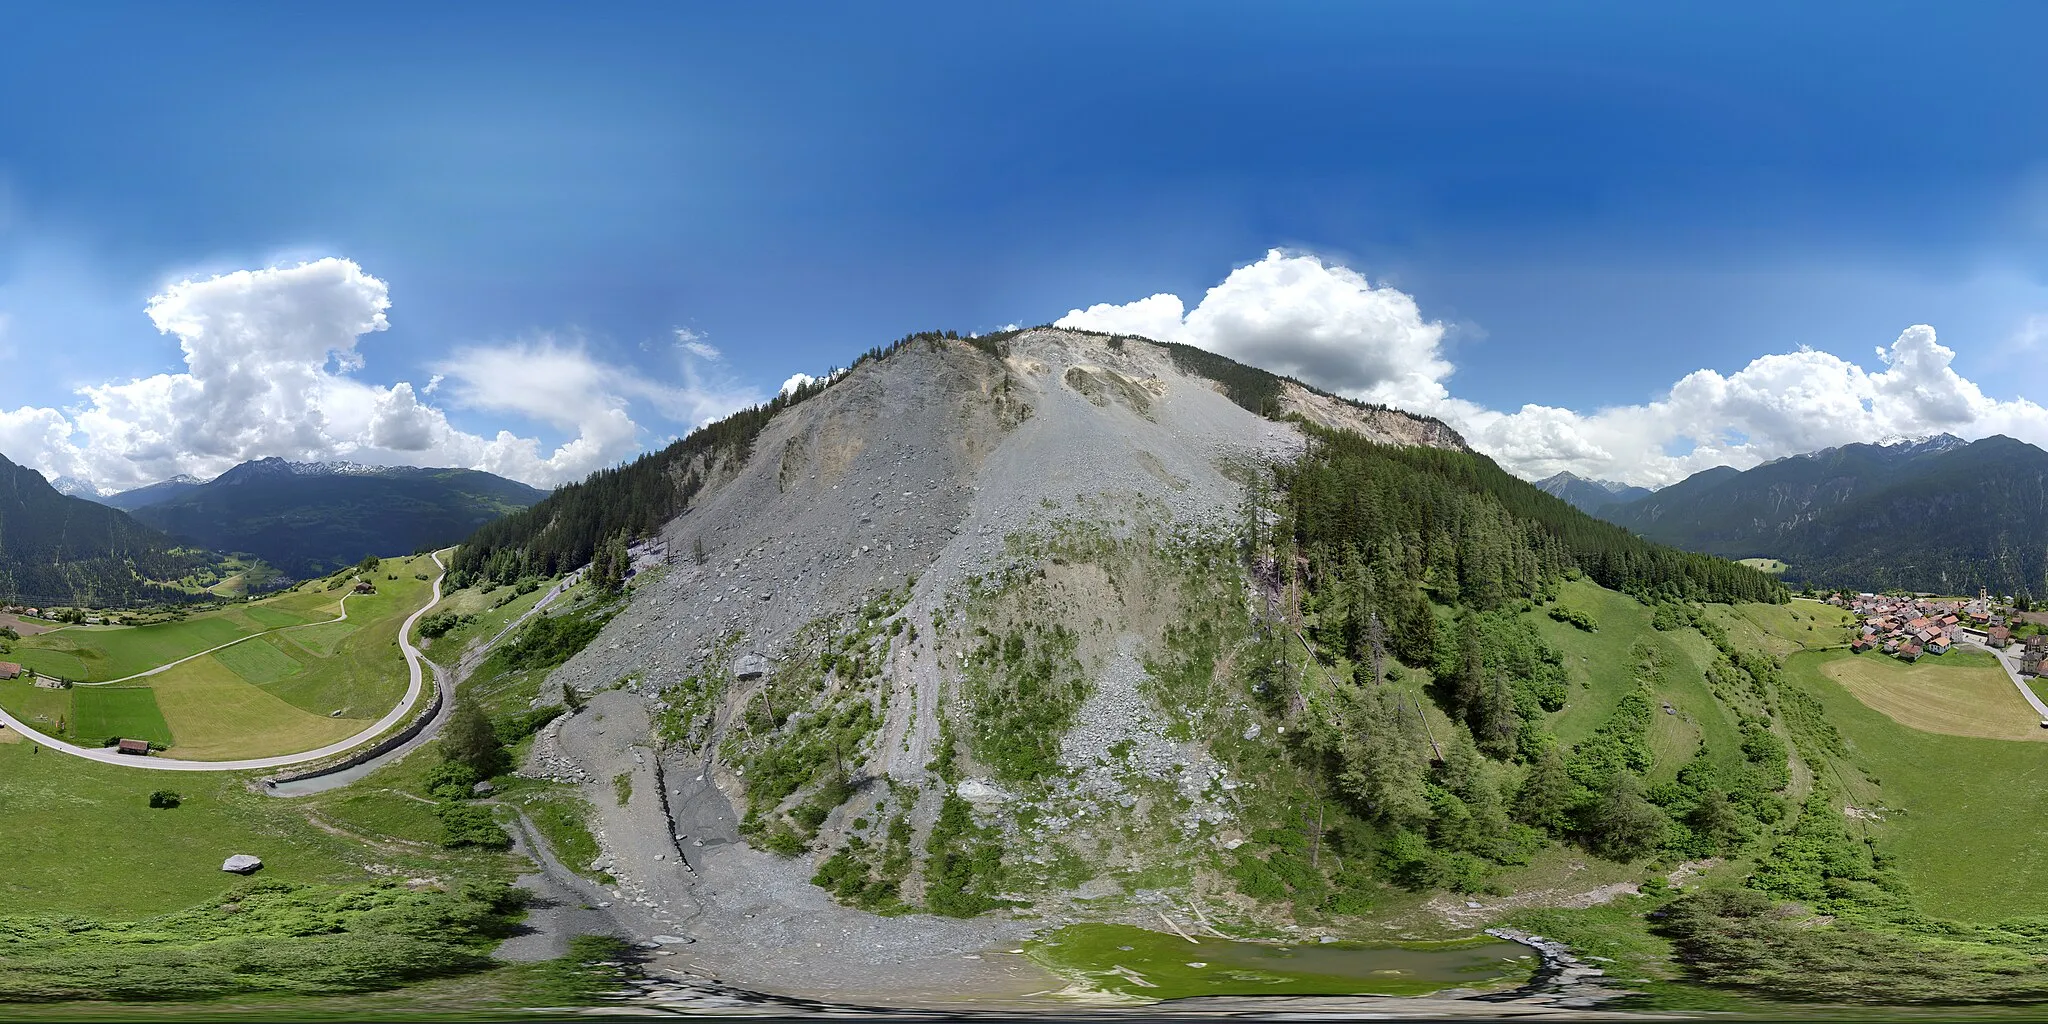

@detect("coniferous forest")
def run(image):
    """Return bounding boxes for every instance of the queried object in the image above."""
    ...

[1235,425,1793,896]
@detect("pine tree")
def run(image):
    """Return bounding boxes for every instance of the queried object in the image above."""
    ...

[1587,773,1668,861]
[442,695,507,778]
[1513,746,1579,834]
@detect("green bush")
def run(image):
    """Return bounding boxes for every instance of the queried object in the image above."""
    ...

[494,704,566,746]
[423,760,480,800]
[1548,606,1598,632]
[436,804,511,849]
[0,880,522,1002]
[147,790,181,809]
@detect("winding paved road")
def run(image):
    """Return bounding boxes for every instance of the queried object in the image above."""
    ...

[265,569,583,796]
[0,552,446,772]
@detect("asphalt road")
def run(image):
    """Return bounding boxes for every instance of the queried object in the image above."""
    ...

[266,568,583,795]
[0,552,445,772]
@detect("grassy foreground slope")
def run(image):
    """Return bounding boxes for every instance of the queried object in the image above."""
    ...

[1794,650,2048,921]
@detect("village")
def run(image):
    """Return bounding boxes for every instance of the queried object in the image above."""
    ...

[1837,591,2048,675]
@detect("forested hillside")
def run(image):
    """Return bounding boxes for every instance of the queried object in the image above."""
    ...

[131,459,548,579]
[1602,434,2048,597]
[1230,427,2048,1006]
[0,453,211,607]
[1212,428,1788,896]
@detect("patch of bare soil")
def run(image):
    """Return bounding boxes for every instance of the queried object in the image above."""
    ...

[0,612,56,635]
[1424,882,1643,930]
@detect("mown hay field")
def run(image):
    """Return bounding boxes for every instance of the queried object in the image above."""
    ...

[1819,648,2041,742]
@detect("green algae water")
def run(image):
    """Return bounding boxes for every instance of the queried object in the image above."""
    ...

[1027,924,1534,1001]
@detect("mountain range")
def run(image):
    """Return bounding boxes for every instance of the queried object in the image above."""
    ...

[0,452,211,607]
[115,458,550,579]
[1535,471,1655,513]
[1596,433,2048,596]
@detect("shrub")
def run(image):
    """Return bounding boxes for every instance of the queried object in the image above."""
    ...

[423,760,481,800]
[436,804,511,849]
[494,705,566,746]
[148,790,181,809]
[1548,606,1597,632]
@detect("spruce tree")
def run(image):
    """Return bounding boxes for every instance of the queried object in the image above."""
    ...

[442,695,507,779]
[1513,746,1579,834]
[1588,773,1668,861]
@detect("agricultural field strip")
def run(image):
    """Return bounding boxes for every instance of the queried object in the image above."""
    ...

[1960,636,2048,718]
[66,594,358,687]
[0,552,446,771]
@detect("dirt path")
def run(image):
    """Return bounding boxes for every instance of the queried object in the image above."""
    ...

[494,804,635,963]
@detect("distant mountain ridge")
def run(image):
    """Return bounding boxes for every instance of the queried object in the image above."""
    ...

[0,452,211,607]
[1599,433,2048,596]
[128,458,550,579]
[1535,471,1655,513]
[101,474,204,510]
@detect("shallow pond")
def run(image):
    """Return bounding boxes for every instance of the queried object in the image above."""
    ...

[1027,923,1533,1001]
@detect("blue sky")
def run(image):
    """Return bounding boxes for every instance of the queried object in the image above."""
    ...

[2,2,2044,490]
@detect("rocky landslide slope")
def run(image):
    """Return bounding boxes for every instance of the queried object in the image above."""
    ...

[527,328,1467,1000]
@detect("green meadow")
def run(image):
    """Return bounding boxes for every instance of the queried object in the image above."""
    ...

[7,591,336,682]
[1523,580,1745,785]
[68,687,174,746]
[0,554,442,760]
[1789,649,2048,922]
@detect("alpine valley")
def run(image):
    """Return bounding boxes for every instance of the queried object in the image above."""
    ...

[7,328,2048,1016]
[1596,435,2048,598]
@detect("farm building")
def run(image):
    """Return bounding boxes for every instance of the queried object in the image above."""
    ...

[0,662,20,680]
[116,738,150,756]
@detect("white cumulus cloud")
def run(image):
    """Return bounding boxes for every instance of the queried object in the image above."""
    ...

[1059,250,2048,487]
[1058,249,1454,408]
[0,258,763,492]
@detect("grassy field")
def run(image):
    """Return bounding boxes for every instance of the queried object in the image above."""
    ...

[1789,649,2048,922]
[0,720,524,953]
[0,741,378,916]
[0,554,441,760]
[143,656,370,759]
[421,578,555,665]
[1737,557,1789,574]
[0,677,73,733]
[5,590,338,682]
[1702,600,1855,660]
[1818,648,2043,742]
[69,686,174,746]
[1521,581,1743,785]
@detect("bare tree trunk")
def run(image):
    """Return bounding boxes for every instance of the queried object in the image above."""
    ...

[1309,801,1324,868]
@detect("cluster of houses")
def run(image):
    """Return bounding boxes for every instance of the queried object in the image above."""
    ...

[1836,592,2032,664]
[1,604,106,625]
